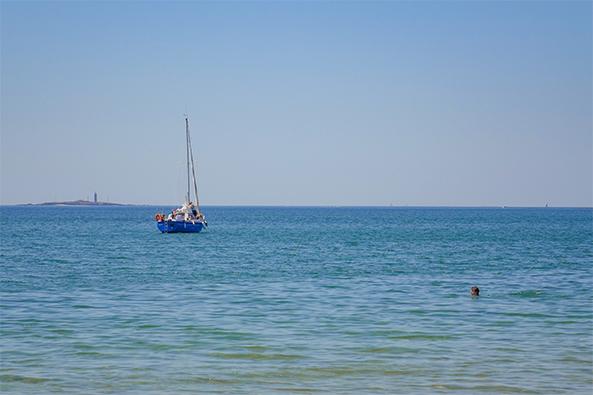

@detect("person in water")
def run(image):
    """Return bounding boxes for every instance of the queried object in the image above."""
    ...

[471,286,480,297]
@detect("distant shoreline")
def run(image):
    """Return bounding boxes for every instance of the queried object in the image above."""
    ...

[21,200,128,207]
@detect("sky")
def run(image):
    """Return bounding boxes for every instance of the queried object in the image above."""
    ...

[1,1,591,206]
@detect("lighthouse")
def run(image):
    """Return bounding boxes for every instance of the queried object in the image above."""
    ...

[94,192,97,204]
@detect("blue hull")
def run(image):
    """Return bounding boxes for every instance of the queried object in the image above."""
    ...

[157,220,203,233]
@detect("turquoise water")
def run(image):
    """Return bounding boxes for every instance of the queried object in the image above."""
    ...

[1,206,591,394]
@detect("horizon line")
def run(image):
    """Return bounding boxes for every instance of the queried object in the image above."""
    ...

[2,202,592,209]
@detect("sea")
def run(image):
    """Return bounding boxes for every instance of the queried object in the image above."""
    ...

[0,206,591,394]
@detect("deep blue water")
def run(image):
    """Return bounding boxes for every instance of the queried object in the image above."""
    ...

[1,206,592,394]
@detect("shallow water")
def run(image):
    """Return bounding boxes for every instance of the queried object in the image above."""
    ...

[1,206,592,394]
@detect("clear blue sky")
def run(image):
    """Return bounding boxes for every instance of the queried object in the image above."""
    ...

[1,1,591,206]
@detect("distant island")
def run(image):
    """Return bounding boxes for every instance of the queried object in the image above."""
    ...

[26,199,126,206]
[23,192,128,206]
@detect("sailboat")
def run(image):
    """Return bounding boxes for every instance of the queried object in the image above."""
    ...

[154,115,207,233]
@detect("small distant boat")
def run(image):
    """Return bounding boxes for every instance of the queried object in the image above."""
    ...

[154,115,207,233]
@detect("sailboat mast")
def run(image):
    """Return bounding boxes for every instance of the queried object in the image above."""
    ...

[187,122,201,214]
[185,115,191,204]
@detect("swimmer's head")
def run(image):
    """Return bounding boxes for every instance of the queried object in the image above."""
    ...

[470,286,480,297]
